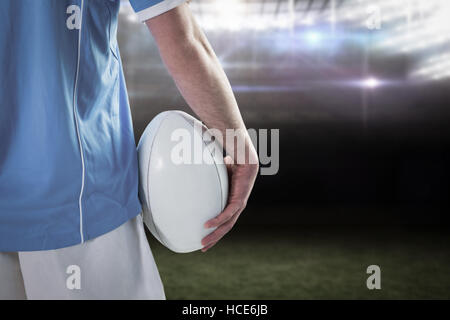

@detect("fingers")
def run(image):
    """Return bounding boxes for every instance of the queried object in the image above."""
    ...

[201,241,217,252]
[201,157,258,252]
[202,212,240,247]
[204,202,241,228]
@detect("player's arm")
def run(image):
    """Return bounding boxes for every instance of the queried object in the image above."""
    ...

[145,3,259,251]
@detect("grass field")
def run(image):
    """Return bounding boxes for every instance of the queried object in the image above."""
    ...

[147,226,450,300]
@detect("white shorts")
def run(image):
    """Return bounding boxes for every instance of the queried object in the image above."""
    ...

[0,215,165,300]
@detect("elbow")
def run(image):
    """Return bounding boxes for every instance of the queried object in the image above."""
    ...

[192,31,215,59]
[162,30,215,65]
[177,21,216,60]
[156,17,218,76]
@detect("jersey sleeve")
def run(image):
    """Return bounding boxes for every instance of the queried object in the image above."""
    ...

[129,0,187,22]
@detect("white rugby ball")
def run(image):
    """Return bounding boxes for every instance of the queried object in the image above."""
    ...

[137,111,228,253]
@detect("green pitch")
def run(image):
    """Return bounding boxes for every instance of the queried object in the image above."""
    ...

[147,226,450,300]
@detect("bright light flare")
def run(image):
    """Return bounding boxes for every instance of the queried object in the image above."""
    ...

[306,32,321,44]
[363,77,380,88]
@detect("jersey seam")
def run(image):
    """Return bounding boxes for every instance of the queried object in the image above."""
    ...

[73,0,86,244]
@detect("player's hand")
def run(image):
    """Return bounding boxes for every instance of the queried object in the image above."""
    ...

[201,149,259,252]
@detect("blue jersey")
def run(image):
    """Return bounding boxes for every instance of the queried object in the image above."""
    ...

[0,0,185,251]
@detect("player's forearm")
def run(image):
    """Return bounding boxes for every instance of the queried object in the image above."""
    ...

[161,31,243,137]
[146,5,256,162]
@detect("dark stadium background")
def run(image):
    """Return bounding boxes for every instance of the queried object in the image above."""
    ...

[117,0,450,299]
